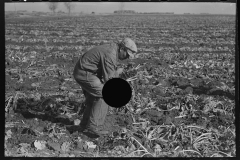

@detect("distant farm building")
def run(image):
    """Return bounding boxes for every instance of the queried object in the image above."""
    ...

[114,10,136,14]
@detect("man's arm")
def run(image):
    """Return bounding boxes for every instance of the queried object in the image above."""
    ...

[101,56,119,83]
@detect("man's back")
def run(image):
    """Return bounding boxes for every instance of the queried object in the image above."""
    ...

[74,42,119,82]
[81,43,118,71]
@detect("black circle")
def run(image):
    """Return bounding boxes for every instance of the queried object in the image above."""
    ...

[102,78,132,108]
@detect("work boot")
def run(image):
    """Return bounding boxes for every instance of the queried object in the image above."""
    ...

[66,125,86,134]
[78,125,86,132]
[88,128,109,135]
[83,126,109,138]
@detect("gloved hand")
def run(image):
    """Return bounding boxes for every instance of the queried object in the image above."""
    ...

[116,68,124,75]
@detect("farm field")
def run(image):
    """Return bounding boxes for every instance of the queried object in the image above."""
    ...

[5,14,236,157]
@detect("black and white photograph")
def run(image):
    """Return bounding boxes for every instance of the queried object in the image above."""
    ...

[5,1,236,157]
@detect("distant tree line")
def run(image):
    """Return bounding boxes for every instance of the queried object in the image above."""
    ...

[47,2,75,15]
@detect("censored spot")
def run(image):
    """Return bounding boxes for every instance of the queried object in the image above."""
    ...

[102,78,132,108]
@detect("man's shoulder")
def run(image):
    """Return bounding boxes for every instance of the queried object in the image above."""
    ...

[96,42,118,53]
[99,42,117,49]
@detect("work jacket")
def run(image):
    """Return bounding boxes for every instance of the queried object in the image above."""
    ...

[74,42,120,85]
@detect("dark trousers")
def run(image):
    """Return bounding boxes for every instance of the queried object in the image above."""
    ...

[80,89,109,129]
[73,67,109,129]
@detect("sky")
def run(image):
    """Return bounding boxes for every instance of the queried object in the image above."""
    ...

[5,2,236,15]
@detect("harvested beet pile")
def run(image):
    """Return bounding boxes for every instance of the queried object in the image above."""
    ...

[5,14,235,157]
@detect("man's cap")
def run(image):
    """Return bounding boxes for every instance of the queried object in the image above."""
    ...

[121,38,137,58]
